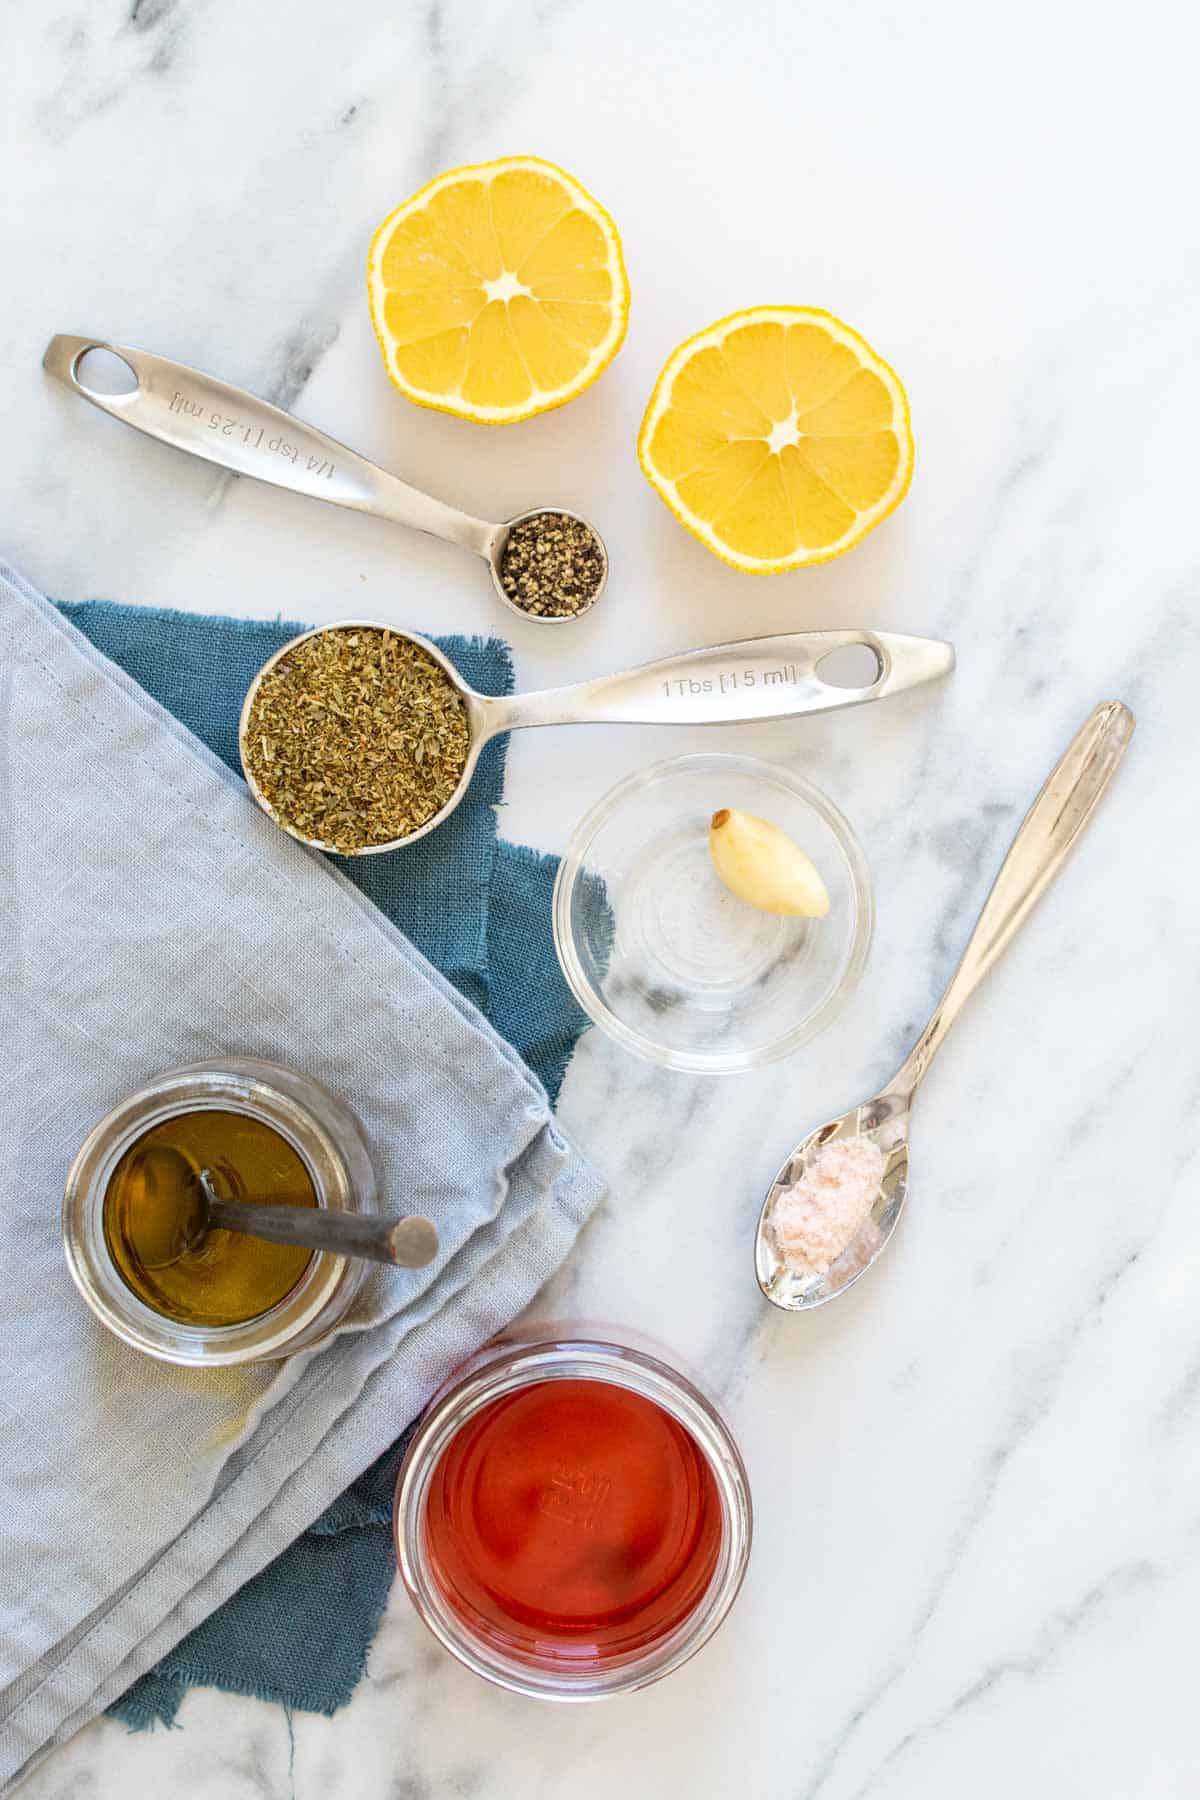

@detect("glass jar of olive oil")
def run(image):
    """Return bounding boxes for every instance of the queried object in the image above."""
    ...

[63,1059,378,1366]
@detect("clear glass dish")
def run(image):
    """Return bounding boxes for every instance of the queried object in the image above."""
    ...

[552,752,872,1073]
[394,1327,752,1700]
[62,1057,378,1366]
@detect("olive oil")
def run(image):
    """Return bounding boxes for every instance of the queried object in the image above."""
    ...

[103,1109,316,1327]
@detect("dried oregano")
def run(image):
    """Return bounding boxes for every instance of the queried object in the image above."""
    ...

[244,628,470,852]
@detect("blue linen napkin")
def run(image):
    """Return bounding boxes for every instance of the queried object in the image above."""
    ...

[56,599,594,1731]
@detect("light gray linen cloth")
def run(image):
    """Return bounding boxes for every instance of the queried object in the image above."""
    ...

[0,565,604,1791]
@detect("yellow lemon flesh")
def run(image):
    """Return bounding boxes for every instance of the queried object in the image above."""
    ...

[708,808,830,917]
[368,155,629,425]
[638,307,912,572]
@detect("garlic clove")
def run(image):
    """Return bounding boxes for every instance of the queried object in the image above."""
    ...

[708,807,830,917]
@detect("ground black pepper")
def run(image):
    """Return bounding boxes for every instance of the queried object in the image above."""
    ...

[498,512,606,618]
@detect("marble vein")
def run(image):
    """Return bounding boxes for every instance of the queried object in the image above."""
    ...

[797,1189,1187,1800]
[842,1559,1158,1800]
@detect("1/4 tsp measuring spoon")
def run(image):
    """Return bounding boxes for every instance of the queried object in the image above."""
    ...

[42,333,608,625]
[754,700,1135,1312]
[238,621,955,853]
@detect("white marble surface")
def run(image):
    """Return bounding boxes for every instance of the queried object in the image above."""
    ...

[5,0,1199,1793]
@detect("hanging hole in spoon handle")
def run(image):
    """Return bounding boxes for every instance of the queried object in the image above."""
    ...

[815,641,883,689]
[73,345,140,397]
[890,698,1136,1097]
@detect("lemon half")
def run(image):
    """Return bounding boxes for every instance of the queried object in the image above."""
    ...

[638,306,913,572]
[368,155,630,425]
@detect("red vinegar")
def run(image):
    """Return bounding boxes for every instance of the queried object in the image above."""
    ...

[424,1376,723,1665]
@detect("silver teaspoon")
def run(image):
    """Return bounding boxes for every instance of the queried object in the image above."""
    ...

[144,1157,439,1270]
[42,334,607,625]
[755,699,1135,1312]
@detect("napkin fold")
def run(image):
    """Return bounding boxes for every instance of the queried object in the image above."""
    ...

[0,566,604,1791]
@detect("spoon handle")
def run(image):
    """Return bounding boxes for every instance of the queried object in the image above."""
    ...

[891,700,1135,1095]
[43,334,495,558]
[482,630,954,735]
[204,1191,439,1269]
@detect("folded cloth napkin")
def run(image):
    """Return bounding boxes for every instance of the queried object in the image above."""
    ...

[0,565,605,1792]
[55,594,593,1735]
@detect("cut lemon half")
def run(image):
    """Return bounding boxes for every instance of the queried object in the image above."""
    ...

[368,155,630,425]
[638,307,912,572]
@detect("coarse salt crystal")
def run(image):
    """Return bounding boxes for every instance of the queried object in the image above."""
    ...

[770,1135,887,1276]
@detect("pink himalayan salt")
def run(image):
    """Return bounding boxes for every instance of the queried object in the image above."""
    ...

[770,1134,887,1276]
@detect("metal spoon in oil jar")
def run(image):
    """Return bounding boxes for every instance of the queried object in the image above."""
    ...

[755,700,1135,1313]
[142,1153,439,1270]
[42,334,608,625]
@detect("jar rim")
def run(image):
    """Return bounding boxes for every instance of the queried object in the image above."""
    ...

[394,1334,752,1700]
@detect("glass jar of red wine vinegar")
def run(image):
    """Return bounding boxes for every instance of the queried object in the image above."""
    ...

[393,1327,752,1698]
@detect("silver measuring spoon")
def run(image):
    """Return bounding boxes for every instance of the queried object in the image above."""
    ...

[239,621,956,853]
[755,699,1135,1312]
[42,333,607,625]
[151,1162,439,1269]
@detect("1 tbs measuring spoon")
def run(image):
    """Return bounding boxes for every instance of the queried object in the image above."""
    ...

[42,333,608,625]
[754,699,1135,1313]
[238,621,956,853]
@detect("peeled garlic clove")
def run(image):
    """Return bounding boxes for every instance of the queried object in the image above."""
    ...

[708,807,830,917]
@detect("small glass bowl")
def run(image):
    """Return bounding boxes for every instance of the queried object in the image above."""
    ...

[394,1327,752,1700]
[552,753,872,1073]
[62,1057,378,1366]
